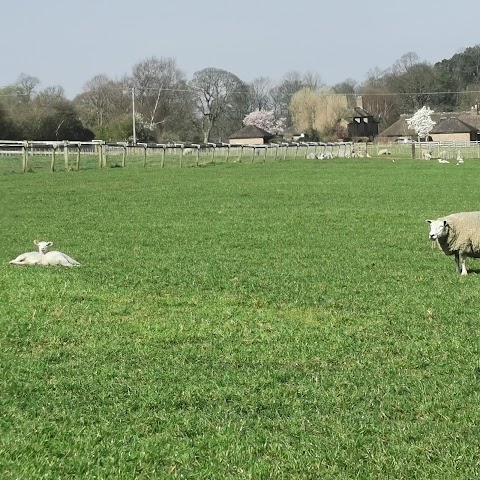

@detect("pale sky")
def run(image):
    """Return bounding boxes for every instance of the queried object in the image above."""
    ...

[2,0,478,99]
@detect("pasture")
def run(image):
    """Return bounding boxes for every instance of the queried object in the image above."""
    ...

[1,155,480,479]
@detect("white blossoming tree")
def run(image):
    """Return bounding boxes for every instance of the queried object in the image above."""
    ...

[243,110,286,135]
[406,106,436,140]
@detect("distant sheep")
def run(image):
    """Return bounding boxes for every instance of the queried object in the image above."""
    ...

[9,240,80,267]
[426,211,480,275]
[378,149,391,155]
[183,148,193,155]
[422,151,432,160]
[437,158,450,164]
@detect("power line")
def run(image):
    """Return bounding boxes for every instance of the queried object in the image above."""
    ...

[2,87,480,98]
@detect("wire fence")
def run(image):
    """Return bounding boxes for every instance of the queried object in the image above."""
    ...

[1,139,479,173]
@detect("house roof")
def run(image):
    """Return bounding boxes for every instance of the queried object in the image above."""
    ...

[431,117,478,134]
[343,107,379,124]
[380,112,480,137]
[283,124,303,135]
[229,125,273,139]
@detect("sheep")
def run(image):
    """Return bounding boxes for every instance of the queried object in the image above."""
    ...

[422,151,432,160]
[306,152,317,159]
[378,149,391,155]
[9,240,51,265]
[437,158,450,164]
[183,148,193,155]
[41,250,81,267]
[456,151,464,165]
[426,211,480,275]
[9,240,80,267]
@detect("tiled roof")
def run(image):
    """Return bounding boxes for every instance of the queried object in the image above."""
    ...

[431,117,478,134]
[380,112,480,137]
[229,125,273,139]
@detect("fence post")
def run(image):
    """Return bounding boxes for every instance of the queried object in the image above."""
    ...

[76,143,81,170]
[51,145,56,172]
[64,140,69,170]
[22,141,28,172]
[143,145,147,167]
[122,146,126,167]
[103,144,107,168]
[98,143,102,168]
[161,146,165,168]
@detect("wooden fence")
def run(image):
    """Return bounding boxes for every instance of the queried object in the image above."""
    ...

[1,139,480,173]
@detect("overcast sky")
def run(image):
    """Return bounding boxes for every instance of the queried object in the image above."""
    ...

[2,0,478,99]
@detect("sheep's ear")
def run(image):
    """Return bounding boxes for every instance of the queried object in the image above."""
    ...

[426,220,432,224]
[46,241,53,247]
[34,239,39,245]
[443,220,448,227]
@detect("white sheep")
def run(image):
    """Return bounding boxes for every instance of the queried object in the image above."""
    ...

[183,148,193,155]
[422,151,432,160]
[9,240,80,267]
[306,152,317,159]
[426,212,480,275]
[378,149,391,155]
[456,151,464,165]
[437,158,450,164]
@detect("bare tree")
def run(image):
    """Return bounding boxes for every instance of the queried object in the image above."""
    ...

[189,68,247,143]
[130,56,185,134]
[75,74,129,128]
[248,76,273,111]
[271,71,324,125]
[15,73,40,102]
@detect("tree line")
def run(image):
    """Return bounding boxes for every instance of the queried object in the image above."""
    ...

[1,46,480,143]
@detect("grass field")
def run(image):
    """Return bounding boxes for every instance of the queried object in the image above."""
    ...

[1,155,480,479]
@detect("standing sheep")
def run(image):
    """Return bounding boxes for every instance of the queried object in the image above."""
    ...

[426,212,480,275]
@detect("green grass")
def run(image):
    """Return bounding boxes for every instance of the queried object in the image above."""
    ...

[1,156,480,479]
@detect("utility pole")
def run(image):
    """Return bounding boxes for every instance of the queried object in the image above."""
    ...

[132,87,137,145]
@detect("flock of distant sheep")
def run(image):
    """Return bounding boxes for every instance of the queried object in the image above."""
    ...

[421,150,465,165]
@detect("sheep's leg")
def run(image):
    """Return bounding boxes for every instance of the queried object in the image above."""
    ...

[454,252,462,274]
[458,253,468,276]
[9,253,39,265]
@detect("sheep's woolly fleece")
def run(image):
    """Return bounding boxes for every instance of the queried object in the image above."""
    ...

[427,211,480,275]
[9,240,81,267]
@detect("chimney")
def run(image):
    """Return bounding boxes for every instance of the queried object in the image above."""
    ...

[356,96,363,109]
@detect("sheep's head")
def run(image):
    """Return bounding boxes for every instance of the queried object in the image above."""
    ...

[34,240,53,253]
[426,219,448,240]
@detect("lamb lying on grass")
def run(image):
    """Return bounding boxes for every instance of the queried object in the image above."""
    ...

[426,212,480,275]
[9,240,81,267]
